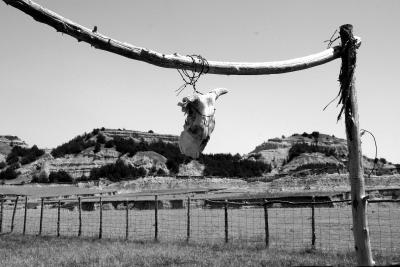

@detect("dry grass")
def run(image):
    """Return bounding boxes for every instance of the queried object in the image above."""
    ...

[1,234,399,266]
[0,234,362,267]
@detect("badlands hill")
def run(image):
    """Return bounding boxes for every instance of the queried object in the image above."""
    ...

[246,132,398,177]
[0,135,28,155]
[0,128,268,184]
[0,129,398,185]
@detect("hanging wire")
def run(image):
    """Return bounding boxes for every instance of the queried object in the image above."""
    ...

[322,29,341,111]
[175,54,209,96]
[323,29,340,49]
[323,27,357,122]
[360,129,378,177]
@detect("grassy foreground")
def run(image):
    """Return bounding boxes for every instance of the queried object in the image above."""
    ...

[0,235,398,267]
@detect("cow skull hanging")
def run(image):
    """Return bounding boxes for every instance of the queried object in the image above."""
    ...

[178,88,228,159]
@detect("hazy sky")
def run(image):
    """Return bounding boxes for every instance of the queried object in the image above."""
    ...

[1,1,399,163]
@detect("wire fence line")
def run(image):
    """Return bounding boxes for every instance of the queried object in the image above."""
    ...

[0,194,399,255]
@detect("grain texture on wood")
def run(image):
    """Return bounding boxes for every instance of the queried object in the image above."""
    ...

[23,196,27,235]
[340,24,373,266]
[11,196,19,232]
[3,0,344,75]
[78,197,82,237]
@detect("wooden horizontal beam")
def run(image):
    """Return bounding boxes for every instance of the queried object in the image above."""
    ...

[4,0,346,75]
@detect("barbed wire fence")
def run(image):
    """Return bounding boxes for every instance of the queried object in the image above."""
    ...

[0,194,399,255]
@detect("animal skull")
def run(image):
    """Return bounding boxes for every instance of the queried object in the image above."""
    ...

[178,88,228,158]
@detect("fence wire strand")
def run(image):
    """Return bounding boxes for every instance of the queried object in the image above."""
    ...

[0,195,399,255]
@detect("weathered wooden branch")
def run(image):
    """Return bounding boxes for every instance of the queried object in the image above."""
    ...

[340,24,373,266]
[4,0,344,75]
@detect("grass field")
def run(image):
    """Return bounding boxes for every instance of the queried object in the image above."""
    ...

[1,235,400,266]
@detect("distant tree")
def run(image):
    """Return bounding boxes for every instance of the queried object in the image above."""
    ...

[78,175,89,182]
[395,164,400,172]
[6,145,44,165]
[31,175,39,183]
[379,158,387,164]
[91,128,100,135]
[51,135,96,158]
[311,131,320,147]
[0,162,6,170]
[49,170,73,183]
[93,143,101,153]
[6,154,19,165]
[4,135,19,141]
[8,162,21,170]
[104,139,114,148]
[149,166,157,175]
[156,168,167,176]
[201,153,271,178]
[288,142,337,162]
[90,159,147,182]
[166,159,179,174]
[148,130,154,133]
[31,172,49,183]
[96,133,106,144]
[138,167,147,177]
[0,167,19,180]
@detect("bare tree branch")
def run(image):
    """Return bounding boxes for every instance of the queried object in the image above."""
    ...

[4,0,343,75]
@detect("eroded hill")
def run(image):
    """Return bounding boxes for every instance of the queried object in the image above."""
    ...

[0,130,398,185]
[246,132,398,177]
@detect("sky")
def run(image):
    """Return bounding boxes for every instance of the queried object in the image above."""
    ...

[0,1,399,163]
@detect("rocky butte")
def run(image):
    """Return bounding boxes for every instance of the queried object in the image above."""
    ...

[245,132,397,177]
[0,130,398,186]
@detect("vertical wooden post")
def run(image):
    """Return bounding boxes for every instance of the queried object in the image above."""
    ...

[99,197,102,239]
[339,24,373,266]
[38,197,44,236]
[23,196,28,235]
[311,196,316,249]
[186,197,191,242]
[154,195,158,242]
[263,199,269,248]
[0,196,3,233]
[224,199,228,243]
[11,196,19,232]
[78,197,82,237]
[57,199,60,237]
[125,200,129,240]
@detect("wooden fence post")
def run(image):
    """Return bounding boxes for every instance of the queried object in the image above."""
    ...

[125,200,129,240]
[339,24,373,266]
[57,199,60,237]
[11,196,19,233]
[78,197,82,237]
[186,197,191,242]
[38,197,44,235]
[154,195,158,242]
[23,196,28,235]
[264,199,269,248]
[311,196,316,249]
[0,196,3,233]
[224,199,228,243]
[99,197,102,239]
